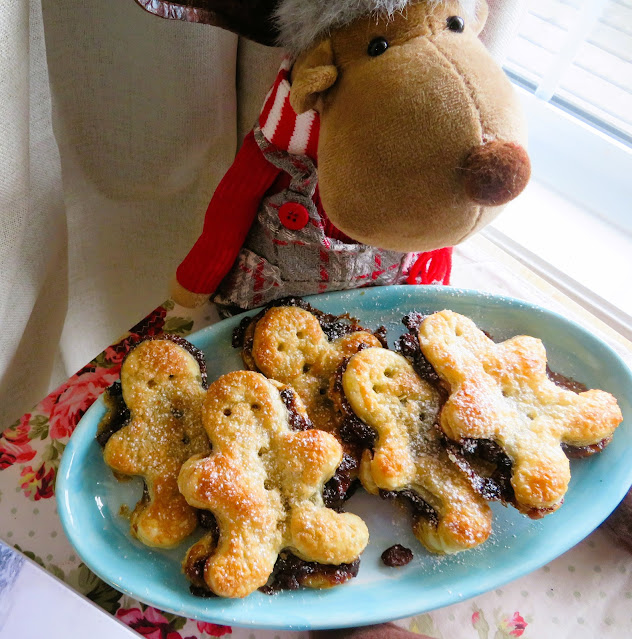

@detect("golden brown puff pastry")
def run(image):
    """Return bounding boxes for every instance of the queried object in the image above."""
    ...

[339,347,492,554]
[240,302,383,474]
[177,370,369,599]
[100,337,210,548]
[417,310,623,518]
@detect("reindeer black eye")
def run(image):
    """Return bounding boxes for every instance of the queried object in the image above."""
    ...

[447,16,465,32]
[368,37,389,57]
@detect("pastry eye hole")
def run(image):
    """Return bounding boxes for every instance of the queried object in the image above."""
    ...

[447,16,465,33]
[368,37,389,57]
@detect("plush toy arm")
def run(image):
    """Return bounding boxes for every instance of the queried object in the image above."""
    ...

[174,130,282,306]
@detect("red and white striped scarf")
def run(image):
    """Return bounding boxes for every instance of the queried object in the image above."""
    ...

[259,58,320,160]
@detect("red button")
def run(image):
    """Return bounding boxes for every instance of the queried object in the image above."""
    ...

[278,202,309,231]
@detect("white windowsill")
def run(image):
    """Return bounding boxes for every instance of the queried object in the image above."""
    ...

[483,179,632,340]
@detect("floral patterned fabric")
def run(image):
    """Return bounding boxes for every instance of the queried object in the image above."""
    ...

[0,299,235,638]
[1,254,631,638]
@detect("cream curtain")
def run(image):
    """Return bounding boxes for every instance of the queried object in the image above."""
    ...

[0,0,525,428]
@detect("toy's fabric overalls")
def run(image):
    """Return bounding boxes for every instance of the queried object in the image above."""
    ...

[177,59,452,312]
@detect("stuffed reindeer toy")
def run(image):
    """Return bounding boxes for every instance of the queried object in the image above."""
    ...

[134,0,531,311]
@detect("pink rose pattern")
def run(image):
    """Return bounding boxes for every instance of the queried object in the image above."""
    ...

[40,368,122,441]
[196,621,232,636]
[0,413,36,469]
[471,608,528,638]
[500,612,527,637]
[102,306,169,367]
[116,607,196,639]
[129,306,169,338]
[20,461,56,500]
[115,607,232,639]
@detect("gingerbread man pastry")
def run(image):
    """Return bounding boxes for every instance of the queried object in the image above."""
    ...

[100,337,210,548]
[417,310,623,518]
[177,370,369,598]
[339,347,492,554]
[242,302,383,459]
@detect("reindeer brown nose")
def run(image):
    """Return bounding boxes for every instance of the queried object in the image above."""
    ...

[460,141,531,206]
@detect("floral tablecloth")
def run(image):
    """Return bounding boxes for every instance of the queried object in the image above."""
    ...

[1,237,631,639]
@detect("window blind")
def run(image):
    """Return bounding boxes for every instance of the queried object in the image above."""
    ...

[504,0,632,145]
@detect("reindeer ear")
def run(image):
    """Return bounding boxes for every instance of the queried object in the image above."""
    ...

[133,0,280,46]
[290,39,338,114]
[472,0,489,35]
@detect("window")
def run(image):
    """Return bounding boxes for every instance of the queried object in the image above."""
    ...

[482,0,632,338]
[505,0,632,144]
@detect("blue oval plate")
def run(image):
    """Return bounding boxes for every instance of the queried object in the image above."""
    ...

[57,286,632,631]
